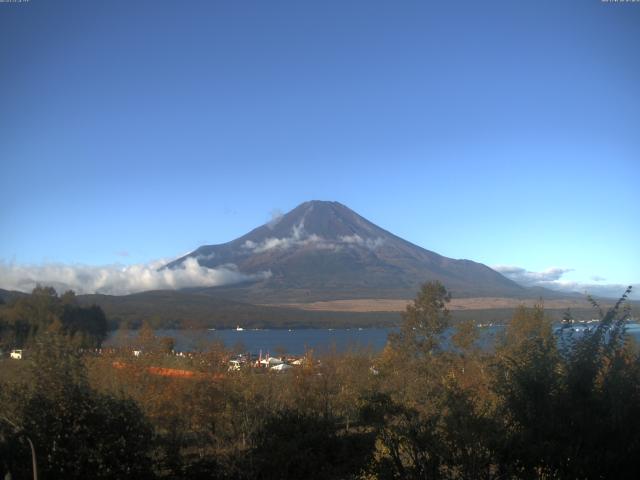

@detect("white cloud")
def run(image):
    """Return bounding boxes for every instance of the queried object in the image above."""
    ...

[195,252,216,262]
[339,234,385,250]
[0,258,271,296]
[541,280,637,300]
[493,265,573,285]
[494,265,638,299]
[266,209,284,229]
[243,221,326,253]
[242,223,385,254]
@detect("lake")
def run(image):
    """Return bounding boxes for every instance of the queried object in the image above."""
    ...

[105,327,399,356]
[104,322,640,356]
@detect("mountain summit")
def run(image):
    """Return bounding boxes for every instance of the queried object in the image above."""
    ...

[166,200,526,301]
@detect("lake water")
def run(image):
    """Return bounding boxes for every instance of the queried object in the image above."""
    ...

[104,323,640,356]
[105,327,399,356]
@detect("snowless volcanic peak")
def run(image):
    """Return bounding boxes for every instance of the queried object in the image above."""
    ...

[167,200,391,267]
[165,200,526,300]
[240,200,389,252]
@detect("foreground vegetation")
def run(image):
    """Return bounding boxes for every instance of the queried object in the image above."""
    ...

[1,284,638,479]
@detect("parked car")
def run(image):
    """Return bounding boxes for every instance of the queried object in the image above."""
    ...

[10,349,23,360]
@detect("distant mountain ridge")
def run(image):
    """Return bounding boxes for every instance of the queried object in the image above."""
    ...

[166,200,541,302]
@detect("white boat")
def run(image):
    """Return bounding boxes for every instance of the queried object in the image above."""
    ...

[236,325,244,331]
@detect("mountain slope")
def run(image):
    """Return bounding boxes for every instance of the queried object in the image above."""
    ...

[166,200,527,302]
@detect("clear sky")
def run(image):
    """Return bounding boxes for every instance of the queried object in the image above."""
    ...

[1,0,638,298]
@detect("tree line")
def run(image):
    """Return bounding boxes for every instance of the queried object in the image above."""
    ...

[0,286,108,350]
[1,283,638,479]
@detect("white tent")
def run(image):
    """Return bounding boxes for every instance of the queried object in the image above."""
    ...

[260,356,283,367]
[270,363,292,372]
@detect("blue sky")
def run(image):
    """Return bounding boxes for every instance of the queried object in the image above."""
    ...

[1,0,638,297]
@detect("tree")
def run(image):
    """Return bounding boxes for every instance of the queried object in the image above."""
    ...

[492,303,562,477]
[491,289,640,479]
[555,286,640,479]
[388,281,451,359]
[4,332,155,479]
[370,282,497,479]
[4,286,61,347]
[61,300,108,348]
[249,409,373,480]
[0,287,108,349]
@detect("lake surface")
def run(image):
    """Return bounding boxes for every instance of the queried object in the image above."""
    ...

[105,327,399,355]
[104,323,640,356]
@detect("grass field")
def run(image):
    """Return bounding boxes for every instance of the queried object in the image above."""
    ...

[270,297,600,313]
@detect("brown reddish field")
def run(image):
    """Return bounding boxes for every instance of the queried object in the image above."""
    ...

[269,297,596,313]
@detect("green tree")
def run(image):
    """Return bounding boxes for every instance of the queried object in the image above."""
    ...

[491,289,640,479]
[388,281,451,359]
[554,286,640,479]
[491,304,562,478]
[60,291,108,348]
[0,287,108,349]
